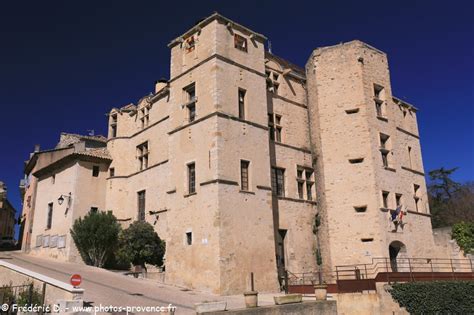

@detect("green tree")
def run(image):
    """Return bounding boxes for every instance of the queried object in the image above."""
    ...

[117,221,165,268]
[70,211,121,267]
[452,221,474,255]
[428,167,473,227]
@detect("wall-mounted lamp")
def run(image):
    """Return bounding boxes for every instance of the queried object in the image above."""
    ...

[58,193,72,205]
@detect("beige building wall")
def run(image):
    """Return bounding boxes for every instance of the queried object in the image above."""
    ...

[29,159,108,262]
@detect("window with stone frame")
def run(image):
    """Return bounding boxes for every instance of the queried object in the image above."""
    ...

[238,88,246,119]
[184,83,196,122]
[382,191,390,209]
[240,160,250,191]
[265,70,280,94]
[268,113,282,142]
[137,142,149,171]
[374,84,386,118]
[46,202,53,229]
[188,162,196,194]
[413,184,420,212]
[140,106,150,129]
[110,114,117,138]
[234,34,247,52]
[184,35,195,53]
[379,133,391,168]
[137,190,146,221]
[296,166,315,200]
[271,167,285,197]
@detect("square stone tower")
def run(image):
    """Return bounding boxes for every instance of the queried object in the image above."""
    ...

[306,41,437,275]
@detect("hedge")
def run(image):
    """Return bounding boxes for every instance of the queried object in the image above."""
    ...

[389,281,474,314]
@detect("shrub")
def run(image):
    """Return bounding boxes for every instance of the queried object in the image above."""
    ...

[70,211,121,267]
[117,221,165,268]
[452,221,474,254]
[389,281,474,314]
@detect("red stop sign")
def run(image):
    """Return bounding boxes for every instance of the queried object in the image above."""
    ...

[70,274,82,287]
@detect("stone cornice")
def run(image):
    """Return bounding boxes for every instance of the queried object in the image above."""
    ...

[396,127,420,139]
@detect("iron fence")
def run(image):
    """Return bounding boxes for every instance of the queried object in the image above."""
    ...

[0,284,34,314]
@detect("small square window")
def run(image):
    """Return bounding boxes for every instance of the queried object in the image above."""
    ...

[92,166,100,177]
[234,34,248,52]
[186,232,192,245]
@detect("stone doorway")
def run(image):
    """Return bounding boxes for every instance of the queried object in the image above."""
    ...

[389,241,407,272]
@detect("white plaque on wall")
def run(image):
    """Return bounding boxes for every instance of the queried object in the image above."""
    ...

[42,235,50,247]
[50,235,58,248]
[57,235,66,249]
[36,235,43,247]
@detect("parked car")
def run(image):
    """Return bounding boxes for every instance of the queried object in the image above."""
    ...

[0,236,16,249]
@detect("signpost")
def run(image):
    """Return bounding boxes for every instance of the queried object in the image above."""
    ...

[70,274,82,287]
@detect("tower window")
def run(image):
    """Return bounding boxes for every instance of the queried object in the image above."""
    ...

[109,167,115,177]
[186,232,193,245]
[354,206,367,213]
[240,160,250,191]
[110,114,117,138]
[268,113,283,142]
[188,163,196,194]
[184,83,196,122]
[238,88,246,119]
[382,191,390,209]
[137,142,149,171]
[140,107,150,129]
[234,34,248,52]
[374,84,386,117]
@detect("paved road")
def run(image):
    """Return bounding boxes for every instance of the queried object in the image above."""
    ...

[1,252,282,314]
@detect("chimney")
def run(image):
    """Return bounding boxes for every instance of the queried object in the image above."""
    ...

[34,144,40,152]
[155,79,168,93]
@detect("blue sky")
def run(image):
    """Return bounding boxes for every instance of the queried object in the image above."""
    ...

[0,0,473,230]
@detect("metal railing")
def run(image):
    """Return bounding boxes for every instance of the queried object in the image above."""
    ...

[0,283,34,312]
[335,257,474,281]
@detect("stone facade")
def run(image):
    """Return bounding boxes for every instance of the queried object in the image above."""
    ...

[21,13,447,295]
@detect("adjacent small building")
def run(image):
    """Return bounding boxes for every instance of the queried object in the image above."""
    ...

[19,133,110,260]
[0,182,16,239]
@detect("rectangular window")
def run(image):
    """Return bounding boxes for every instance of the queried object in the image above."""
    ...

[408,146,412,168]
[188,163,196,194]
[297,182,304,199]
[380,134,390,168]
[240,160,250,191]
[268,113,283,142]
[110,114,117,138]
[140,107,150,129]
[374,84,386,117]
[234,34,248,52]
[271,167,285,197]
[109,167,115,177]
[396,194,402,207]
[92,165,100,177]
[297,167,315,200]
[382,191,389,209]
[185,35,195,53]
[238,89,246,119]
[137,142,149,171]
[414,184,420,212]
[137,190,146,221]
[186,232,193,245]
[46,203,53,229]
[184,84,196,122]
